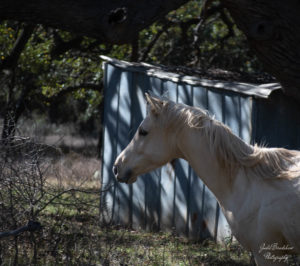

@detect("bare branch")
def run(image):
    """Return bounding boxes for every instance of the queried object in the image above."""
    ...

[34,186,113,216]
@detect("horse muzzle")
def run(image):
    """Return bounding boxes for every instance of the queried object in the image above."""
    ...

[112,165,133,184]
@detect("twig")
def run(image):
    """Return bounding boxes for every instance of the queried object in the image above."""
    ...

[193,0,222,46]
[0,221,42,239]
[219,9,235,44]
[51,82,103,99]
[34,186,113,216]
[140,21,170,62]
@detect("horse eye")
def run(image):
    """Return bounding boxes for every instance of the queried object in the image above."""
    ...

[138,127,148,136]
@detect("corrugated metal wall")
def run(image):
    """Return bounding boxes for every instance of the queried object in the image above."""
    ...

[100,62,253,241]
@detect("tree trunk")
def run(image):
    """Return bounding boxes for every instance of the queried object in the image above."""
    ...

[0,0,189,44]
[0,24,34,143]
[222,0,300,100]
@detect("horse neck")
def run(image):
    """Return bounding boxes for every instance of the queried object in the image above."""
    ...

[175,120,251,205]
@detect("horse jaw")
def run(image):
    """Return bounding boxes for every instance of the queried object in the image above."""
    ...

[126,176,138,184]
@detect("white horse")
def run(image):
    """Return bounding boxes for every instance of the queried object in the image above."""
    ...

[113,93,300,266]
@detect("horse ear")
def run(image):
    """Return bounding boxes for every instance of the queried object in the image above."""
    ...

[145,93,164,116]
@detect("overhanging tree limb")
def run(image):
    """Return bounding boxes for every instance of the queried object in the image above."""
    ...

[221,0,300,100]
[0,0,190,44]
[1,0,300,100]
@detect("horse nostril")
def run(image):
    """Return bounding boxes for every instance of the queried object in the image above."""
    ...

[112,165,118,176]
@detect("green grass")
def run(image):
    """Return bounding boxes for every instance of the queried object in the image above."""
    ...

[33,189,252,265]
[1,217,253,265]
[92,229,252,266]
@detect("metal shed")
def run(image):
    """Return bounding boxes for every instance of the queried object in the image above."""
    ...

[100,56,300,242]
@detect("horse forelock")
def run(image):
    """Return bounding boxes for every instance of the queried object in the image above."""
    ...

[158,98,299,181]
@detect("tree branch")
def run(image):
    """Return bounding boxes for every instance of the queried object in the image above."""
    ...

[50,82,103,101]
[139,22,170,62]
[193,2,223,45]
[51,34,113,59]
[50,32,83,59]
[34,186,112,217]
[0,221,42,239]
[1,0,299,99]
[130,37,139,62]
[0,0,190,44]
[179,18,201,43]
[219,9,235,44]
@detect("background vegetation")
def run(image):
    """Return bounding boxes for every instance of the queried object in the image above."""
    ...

[0,0,271,145]
[0,0,278,265]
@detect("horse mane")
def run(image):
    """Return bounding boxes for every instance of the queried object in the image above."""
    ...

[162,100,299,181]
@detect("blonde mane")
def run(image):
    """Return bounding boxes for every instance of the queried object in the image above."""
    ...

[161,100,299,181]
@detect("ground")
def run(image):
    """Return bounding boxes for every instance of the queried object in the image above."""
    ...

[1,119,298,265]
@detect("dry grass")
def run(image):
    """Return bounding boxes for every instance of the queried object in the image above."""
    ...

[45,150,101,190]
